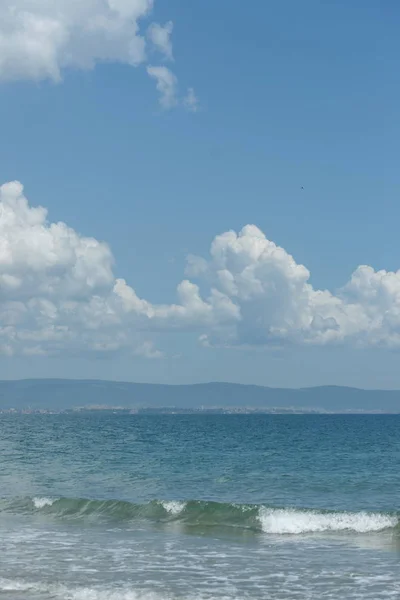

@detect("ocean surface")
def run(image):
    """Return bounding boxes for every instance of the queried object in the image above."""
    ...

[1,413,400,599]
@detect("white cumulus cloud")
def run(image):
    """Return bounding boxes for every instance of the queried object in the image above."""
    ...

[147,21,174,60]
[186,225,400,349]
[0,0,154,82]
[146,68,199,111]
[2,181,400,358]
[0,181,236,357]
[146,65,178,109]
[0,1,198,112]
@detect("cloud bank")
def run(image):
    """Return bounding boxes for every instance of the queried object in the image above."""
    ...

[1,181,399,357]
[0,1,197,109]
[0,182,233,357]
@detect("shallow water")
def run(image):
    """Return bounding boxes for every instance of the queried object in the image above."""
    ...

[1,413,400,598]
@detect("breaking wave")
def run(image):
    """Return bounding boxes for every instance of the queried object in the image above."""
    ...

[159,500,186,515]
[0,496,397,535]
[258,507,396,534]
[33,497,56,509]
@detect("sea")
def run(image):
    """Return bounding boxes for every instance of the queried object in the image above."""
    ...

[1,412,400,599]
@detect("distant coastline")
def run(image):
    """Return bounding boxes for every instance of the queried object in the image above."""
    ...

[1,405,399,416]
[0,379,400,413]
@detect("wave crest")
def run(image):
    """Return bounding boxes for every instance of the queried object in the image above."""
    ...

[0,496,397,535]
[33,497,56,509]
[158,501,186,515]
[258,507,397,534]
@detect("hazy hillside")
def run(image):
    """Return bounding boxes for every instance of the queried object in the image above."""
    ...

[0,379,399,411]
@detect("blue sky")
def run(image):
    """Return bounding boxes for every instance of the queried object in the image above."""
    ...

[0,0,399,388]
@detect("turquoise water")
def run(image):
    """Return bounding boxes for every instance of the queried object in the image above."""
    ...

[1,413,400,598]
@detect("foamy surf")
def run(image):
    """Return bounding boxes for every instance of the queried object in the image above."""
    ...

[32,497,56,509]
[258,507,398,534]
[159,501,186,515]
[3,496,398,535]
[0,579,174,600]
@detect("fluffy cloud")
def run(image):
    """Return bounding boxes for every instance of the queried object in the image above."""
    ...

[0,181,237,357]
[1,181,400,358]
[146,65,198,111]
[147,21,174,61]
[0,0,154,82]
[146,65,178,109]
[186,225,400,349]
[0,1,197,111]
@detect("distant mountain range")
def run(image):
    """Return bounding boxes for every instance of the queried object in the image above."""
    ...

[0,379,399,412]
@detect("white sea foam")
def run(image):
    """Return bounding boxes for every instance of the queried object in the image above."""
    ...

[0,579,193,600]
[68,587,172,600]
[258,507,398,534]
[0,580,162,599]
[159,501,186,515]
[32,497,56,509]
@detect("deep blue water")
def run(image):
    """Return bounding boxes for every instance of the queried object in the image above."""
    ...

[1,414,400,599]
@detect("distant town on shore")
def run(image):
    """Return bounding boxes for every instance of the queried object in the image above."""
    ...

[0,379,400,414]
